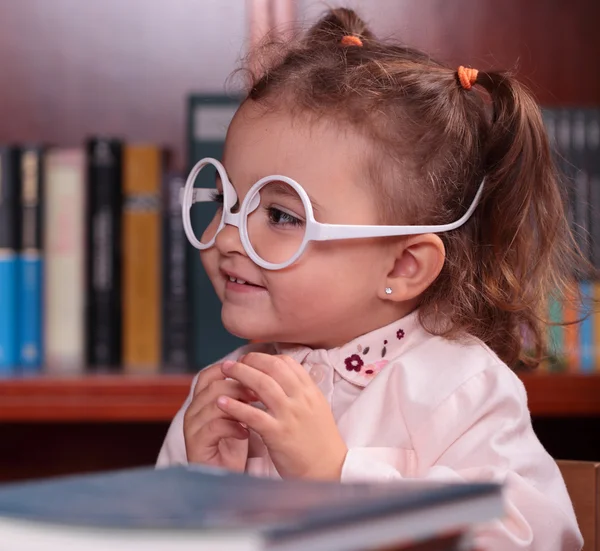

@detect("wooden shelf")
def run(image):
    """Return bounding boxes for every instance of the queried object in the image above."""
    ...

[0,373,598,422]
[0,375,194,422]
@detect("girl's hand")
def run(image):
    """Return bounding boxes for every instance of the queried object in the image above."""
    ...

[217,353,348,480]
[183,363,254,472]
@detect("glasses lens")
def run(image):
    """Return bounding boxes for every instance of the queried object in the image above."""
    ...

[189,163,224,245]
[246,181,307,266]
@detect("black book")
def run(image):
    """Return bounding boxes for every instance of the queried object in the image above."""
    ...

[0,465,503,551]
[161,172,190,372]
[85,138,123,370]
[570,109,591,265]
[587,109,600,272]
[0,146,22,253]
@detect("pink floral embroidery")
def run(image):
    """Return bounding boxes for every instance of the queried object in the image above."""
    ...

[344,354,364,372]
[362,359,389,378]
[396,328,405,340]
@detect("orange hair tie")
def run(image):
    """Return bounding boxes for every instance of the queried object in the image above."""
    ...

[341,35,363,47]
[457,65,478,90]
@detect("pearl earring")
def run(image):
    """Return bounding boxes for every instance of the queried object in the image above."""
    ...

[385,287,393,295]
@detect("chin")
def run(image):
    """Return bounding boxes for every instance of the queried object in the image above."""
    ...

[221,309,270,342]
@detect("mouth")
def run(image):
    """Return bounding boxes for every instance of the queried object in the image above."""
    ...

[226,275,264,288]
[221,270,267,294]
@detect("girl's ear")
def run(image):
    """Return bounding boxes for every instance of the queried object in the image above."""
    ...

[379,234,446,302]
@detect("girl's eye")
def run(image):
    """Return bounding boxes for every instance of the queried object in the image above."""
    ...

[209,190,224,205]
[266,207,304,228]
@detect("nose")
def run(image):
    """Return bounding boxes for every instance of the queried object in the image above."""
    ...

[214,221,246,257]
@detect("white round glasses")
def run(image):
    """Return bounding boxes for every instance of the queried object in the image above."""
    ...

[182,158,485,271]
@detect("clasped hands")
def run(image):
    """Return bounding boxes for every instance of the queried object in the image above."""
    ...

[183,352,348,480]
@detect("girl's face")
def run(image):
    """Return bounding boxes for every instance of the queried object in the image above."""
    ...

[200,101,401,348]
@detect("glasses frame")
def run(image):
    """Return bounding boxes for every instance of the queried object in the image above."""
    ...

[182,157,485,271]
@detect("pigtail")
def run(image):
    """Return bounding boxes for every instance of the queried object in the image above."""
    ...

[463,71,586,367]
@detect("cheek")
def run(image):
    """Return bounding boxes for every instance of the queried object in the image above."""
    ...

[269,241,385,310]
[200,249,223,294]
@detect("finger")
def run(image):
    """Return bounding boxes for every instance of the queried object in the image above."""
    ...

[193,363,227,397]
[195,418,249,447]
[217,396,277,437]
[238,353,302,397]
[221,360,288,414]
[277,354,313,385]
[186,380,256,421]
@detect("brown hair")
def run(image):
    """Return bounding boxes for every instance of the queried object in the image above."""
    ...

[241,7,587,369]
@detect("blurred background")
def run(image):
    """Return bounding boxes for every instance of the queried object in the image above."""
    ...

[0,0,598,482]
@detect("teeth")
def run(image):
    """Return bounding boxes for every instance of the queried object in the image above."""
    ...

[228,276,247,284]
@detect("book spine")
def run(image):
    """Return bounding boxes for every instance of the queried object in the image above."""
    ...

[44,149,86,373]
[18,146,44,373]
[578,281,594,373]
[547,295,564,373]
[594,282,600,373]
[86,138,123,370]
[555,109,575,246]
[588,109,600,272]
[571,110,590,264]
[0,147,21,374]
[122,145,162,372]
[562,283,580,373]
[162,172,189,372]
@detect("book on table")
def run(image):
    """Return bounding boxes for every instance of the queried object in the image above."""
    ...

[0,464,503,551]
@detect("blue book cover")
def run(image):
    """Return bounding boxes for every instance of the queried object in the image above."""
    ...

[18,254,43,372]
[579,281,595,373]
[0,466,502,551]
[0,255,19,374]
[18,146,44,373]
[0,146,21,375]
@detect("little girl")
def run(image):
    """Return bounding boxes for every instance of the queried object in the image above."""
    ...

[158,8,583,550]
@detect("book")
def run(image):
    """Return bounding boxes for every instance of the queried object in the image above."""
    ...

[0,465,503,551]
[85,138,123,370]
[571,110,590,263]
[595,282,600,373]
[187,95,246,369]
[162,172,190,372]
[579,281,595,373]
[122,145,163,372]
[588,109,600,272]
[0,146,21,375]
[547,294,565,373]
[43,148,87,373]
[18,145,44,374]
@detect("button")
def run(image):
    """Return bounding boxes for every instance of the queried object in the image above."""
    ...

[308,364,325,385]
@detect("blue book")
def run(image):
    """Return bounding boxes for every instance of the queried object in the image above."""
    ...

[0,256,19,374]
[0,146,21,375]
[0,466,502,551]
[18,146,44,373]
[579,281,595,373]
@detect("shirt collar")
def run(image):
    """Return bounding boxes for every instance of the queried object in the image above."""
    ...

[274,309,423,388]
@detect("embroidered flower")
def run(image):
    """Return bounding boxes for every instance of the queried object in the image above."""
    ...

[344,354,364,372]
[396,328,405,340]
[362,359,389,378]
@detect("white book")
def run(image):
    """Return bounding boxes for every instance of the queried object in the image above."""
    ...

[43,148,86,373]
